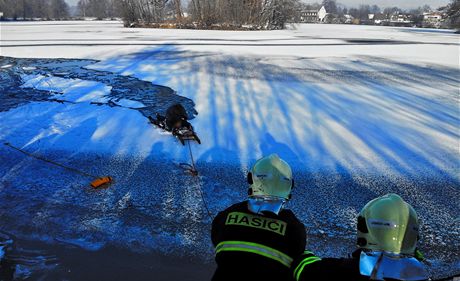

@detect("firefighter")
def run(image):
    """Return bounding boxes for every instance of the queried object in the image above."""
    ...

[154,103,192,132]
[291,193,429,281]
[211,154,306,281]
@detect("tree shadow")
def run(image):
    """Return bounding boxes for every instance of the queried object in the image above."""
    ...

[1,43,459,276]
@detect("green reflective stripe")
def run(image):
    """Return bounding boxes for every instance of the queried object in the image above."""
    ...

[215,241,293,267]
[294,256,322,281]
[303,250,314,255]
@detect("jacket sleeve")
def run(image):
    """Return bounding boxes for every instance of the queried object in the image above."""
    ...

[292,254,352,281]
[291,251,326,281]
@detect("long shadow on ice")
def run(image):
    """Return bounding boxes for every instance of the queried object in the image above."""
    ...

[1,45,459,278]
[86,45,460,268]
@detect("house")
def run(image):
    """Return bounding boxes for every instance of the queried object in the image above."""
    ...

[300,10,319,23]
[423,12,443,22]
[373,13,387,25]
[359,13,375,25]
[389,13,414,26]
[423,12,444,28]
[344,14,353,24]
[318,6,327,22]
[299,6,327,23]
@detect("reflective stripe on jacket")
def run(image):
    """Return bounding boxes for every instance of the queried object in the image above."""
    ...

[215,240,293,267]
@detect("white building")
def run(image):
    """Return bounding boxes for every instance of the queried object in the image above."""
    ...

[299,6,327,23]
[318,6,327,22]
[423,12,444,28]
[300,10,319,23]
[388,13,413,26]
[344,14,353,24]
[423,12,443,22]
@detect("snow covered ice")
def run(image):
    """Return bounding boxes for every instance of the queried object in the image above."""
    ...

[0,21,459,279]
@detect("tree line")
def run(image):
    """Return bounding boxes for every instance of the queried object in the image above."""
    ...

[0,0,458,30]
[0,0,70,20]
[77,0,122,19]
[117,0,302,29]
[446,0,460,28]
[109,0,458,29]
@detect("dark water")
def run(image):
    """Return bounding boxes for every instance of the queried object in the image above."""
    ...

[0,231,214,281]
[0,56,197,119]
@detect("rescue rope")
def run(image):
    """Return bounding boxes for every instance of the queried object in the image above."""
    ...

[186,140,198,175]
[188,140,214,220]
[178,140,213,220]
[178,140,198,175]
[195,175,213,221]
[5,140,208,216]
[3,142,112,188]
[4,142,96,178]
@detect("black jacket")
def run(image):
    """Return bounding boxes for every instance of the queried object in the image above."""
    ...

[211,201,306,281]
[165,104,188,130]
[291,249,429,281]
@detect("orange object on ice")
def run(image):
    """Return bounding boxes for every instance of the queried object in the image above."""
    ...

[90,176,113,188]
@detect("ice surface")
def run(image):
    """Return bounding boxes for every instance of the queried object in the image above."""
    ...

[0,21,459,279]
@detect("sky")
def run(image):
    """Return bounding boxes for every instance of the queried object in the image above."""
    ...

[65,0,79,6]
[65,0,451,10]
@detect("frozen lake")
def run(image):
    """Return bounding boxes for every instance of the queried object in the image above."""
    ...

[0,21,459,279]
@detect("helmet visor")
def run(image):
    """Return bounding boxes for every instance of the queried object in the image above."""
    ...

[359,251,428,281]
[248,196,287,215]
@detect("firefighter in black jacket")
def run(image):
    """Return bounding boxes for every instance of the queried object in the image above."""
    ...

[211,154,306,281]
[291,194,429,281]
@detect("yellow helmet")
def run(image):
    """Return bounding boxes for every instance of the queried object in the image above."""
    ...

[357,194,419,255]
[247,154,293,200]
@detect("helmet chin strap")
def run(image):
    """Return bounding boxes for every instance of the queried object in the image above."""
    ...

[370,252,384,280]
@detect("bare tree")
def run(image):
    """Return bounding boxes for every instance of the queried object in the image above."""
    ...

[189,0,203,21]
[383,7,402,18]
[0,0,24,19]
[447,0,460,29]
[118,0,300,29]
[322,0,337,14]
[174,0,182,20]
[50,0,69,18]
[36,0,52,19]
[77,0,89,17]
[260,0,298,29]
[0,0,69,19]
[370,5,381,14]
